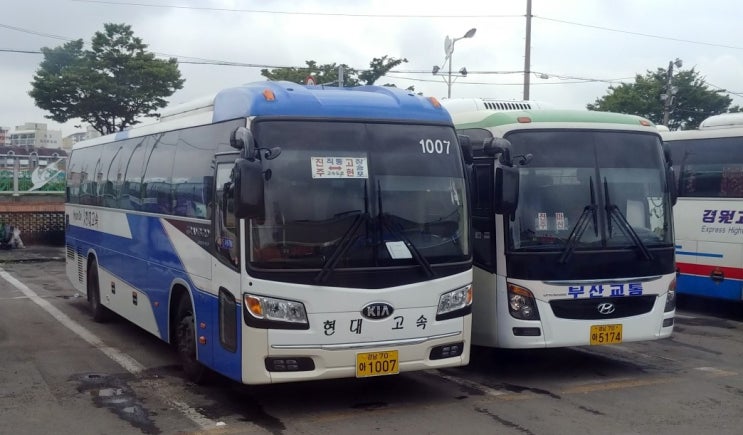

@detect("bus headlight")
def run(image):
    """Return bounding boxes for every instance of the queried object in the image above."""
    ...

[436,285,473,321]
[664,277,676,312]
[508,283,540,320]
[243,294,309,330]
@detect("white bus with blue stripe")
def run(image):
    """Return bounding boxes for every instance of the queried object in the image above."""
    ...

[444,100,677,348]
[663,113,743,301]
[65,81,473,384]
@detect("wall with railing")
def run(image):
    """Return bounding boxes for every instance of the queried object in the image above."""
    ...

[0,158,66,246]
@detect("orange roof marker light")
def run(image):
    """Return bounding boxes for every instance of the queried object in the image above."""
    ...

[639,119,652,126]
[427,96,442,108]
[517,116,532,123]
[262,89,276,101]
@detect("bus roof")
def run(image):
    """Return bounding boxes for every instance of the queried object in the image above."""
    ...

[699,112,743,130]
[450,109,657,134]
[73,81,451,149]
[208,81,450,123]
[661,126,743,142]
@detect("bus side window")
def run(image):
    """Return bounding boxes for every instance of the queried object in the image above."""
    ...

[721,165,743,198]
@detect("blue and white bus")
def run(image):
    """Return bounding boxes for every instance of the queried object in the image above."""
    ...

[444,100,677,348]
[663,113,743,301]
[65,81,473,384]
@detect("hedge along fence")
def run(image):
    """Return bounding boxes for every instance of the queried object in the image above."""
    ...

[0,170,66,192]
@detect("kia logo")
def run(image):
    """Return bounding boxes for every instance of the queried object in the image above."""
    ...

[361,302,394,320]
[597,303,616,315]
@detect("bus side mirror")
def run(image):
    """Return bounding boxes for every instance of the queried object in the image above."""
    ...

[458,134,473,164]
[494,164,519,215]
[667,167,678,206]
[231,159,265,220]
[230,127,257,161]
[662,142,673,166]
[483,137,514,166]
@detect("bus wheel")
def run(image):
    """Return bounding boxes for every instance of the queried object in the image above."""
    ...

[87,260,110,323]
[176,297,207,384]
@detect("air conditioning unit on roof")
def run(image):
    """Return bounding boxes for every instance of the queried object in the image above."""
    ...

[440,98,554,114]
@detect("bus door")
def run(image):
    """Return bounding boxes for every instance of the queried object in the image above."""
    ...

[208,156,243,373]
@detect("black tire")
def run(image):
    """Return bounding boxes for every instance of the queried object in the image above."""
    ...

[87,260,110,323]
[176,296,207,384]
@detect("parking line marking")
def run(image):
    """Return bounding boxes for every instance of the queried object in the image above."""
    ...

[561,377,674,394]
[695,366,738,377]
[0,269,217,430]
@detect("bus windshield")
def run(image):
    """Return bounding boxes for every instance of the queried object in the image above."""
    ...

[506,130,673,253]
[248,120,469,271]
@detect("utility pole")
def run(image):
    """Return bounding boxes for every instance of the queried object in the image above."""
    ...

[661,58,682,127]
[523,0,532,100]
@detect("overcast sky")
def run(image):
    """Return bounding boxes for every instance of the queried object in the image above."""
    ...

[2,0,743,136]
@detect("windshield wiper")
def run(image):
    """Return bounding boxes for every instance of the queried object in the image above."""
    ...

[558,205,596,264]
[559,177,598,264]
[377,181,435,278]
[314,182,370,284]
[603,178,653,261]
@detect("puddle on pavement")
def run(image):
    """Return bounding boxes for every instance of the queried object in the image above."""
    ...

[72,373,160,434]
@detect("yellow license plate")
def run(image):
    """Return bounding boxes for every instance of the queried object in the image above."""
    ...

[356,350,399,378]
[590,324,623,345]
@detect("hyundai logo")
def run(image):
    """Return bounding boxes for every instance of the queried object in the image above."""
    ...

[597,302,616,315]
[361,302,394,320]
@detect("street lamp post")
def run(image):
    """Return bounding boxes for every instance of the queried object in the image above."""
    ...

[661,58,683,127]
[432,28,476,98]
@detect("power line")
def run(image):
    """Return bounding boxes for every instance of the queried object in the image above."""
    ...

[0,45,632,87]
[0,38,629,83]
[535,16,743,51]
[1,18,739,94]
[59,3,743,51]
[0,46,701,89]
[531,71,634,83]
[0,48,42,54]
[390,75,602,86]
[70,0,522,19]
[0,23,73,41]
[387,69,525,75]
[0,24,285,67]
[707,82,743,98]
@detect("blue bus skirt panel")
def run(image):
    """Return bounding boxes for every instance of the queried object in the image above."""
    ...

[197,290,244,382]
[66,212,244,382]
[677,273,743,301]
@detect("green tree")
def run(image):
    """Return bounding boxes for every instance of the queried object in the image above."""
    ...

[261,56,407,86]
[587,66,735,130]
[261,61,359,86]
[30,23,184,135]
[358,55,408,85]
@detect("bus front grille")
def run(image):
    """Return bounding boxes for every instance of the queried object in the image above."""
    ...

[549,295,656,320]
